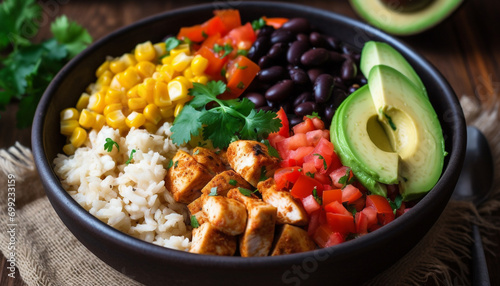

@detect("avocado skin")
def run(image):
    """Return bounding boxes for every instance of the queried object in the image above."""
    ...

[349,0,463,36]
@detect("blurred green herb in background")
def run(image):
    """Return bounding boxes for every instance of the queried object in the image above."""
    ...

[0,0,92,128]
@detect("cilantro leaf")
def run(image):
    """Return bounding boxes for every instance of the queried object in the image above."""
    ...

[171,105,203,145]
[314,153,328,170]
[238,187,256,197]
[166,160,173,169]
[338,167,351,188]
[126,149,136,165]
[213,43,233,59]
[312,187,322,205]
[0,0,42,49]
[229,179,238,186]
[251,17,266,31]
[306,172,315,178]
[200,109,242,148]
[50,16,92,58]
[190,215,200,228]
[388,194,403,215]
[240,109,281,141]
[261,139,281,160]
[104,138,119,152]
[165,37,181,52]
[306,112,321,119]
[188,81,226,108]
[209,187,218,196]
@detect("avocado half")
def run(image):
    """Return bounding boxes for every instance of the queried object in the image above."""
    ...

[349,0,463,35]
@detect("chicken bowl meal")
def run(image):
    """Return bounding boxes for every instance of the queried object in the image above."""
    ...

[32,2,466,285]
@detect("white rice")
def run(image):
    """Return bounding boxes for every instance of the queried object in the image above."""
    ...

[53,122,192,251]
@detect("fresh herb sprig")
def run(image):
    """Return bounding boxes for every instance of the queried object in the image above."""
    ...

[0,0,92,128]
[171,80,282,149]
[104,138,119,152]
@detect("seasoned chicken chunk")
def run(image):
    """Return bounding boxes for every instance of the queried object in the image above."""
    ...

[187,195,208,225]
[228,188,277,257]
[203,195,247,236]
[190,223,237,256]
[226,140,279,187]
[192,147,227,175]
[164,150,213,204]
[258,178,308,226]
[201,170,252,197]
[270,224,317,256]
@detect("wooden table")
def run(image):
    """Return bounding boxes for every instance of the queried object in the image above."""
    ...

[1,0,499,285]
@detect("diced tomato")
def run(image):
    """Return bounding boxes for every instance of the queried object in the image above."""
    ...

[313,173,331,185]
[227,22,256,50]
[276,133,309,155]
[280,158,297,168]
[303,138,334,173]
[313,224,333,248]
[275,107,290,138]
[395,202,406,218]
[306,130,324,146]
[290,174,323,199]
[268,133,286,149]
[330,166,353,188]
[323,184,333,191]
[310,117,325,130]
[307,210,323,236]
[302,195,321,215]
[350,196,366,212]
[274,167,302,190]
[366,194,395,225]
[288,146,315,166]
[214,9,241,33]
[324,200,351,216]
[263,16,289,29]
[203,16,226,37]
[293,117,316,134]
[195,45,226,80]
[325,151,342,174]
[326,213,355,234]
[341,184,363,204]
[302,161,316,175]
[361,207,378,228]
[178,25,206,42]
[355,211,369,235]
[322,189,342,206]
[221,55,260,99]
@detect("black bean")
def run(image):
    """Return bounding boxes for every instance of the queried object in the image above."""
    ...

[257,106,274,112]
[258,66,287,83]
[301,48,330,67]
[341,59,357,81]
[296,33,309,43]
[307,68,324,83]
[326,36,341,51]
[265,80,294,102]
[266,100,280,109]
[281,18,310,34]
[289,68,310,85]
[324,106,335,124]
[309,32,328,48]
[287,40,310,65]
[280,100,294,114]
[289,116,303,126]
[295,101,317,116]
[244,92,266,107]
[293,91,313,106]
[247,36,270,62]
[270,29,295,44]
[328,51,344,63]
[258,55,273,69]
[258,26,275,38]
[342,45,356,56]
[314,74,335,104]
[268,42,288,60]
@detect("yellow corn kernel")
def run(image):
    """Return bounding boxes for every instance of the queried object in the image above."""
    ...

[88,92,106,113]
[135,41,156,62]
[136,61,156,79]
[173,76,193,89]
[110,73,124,90]
[120,53,137,68]
[105,109,127,130]
[128,97,147,111]
[193,75,209,85]
[60,119,79,136]
[143,121,158,133]
[96,61,110,78]
[78,109,96,129]
[174,102,184,117]
[76,94,90,111]
[159,65,176,82]
[159,106,175,119]
[167,79,188,102]
[154,42,166,58]
[171,52,193,72]
[191,55,209,76]
[70,127,87,148]
[126,111,146,129]
[170,44,190,58]
[105,88,123,105]
[60,108,80,121]
[127,85,139,98]
[109,59,127,74]
[183,67,194,80]
[118,67,142,90]
[143,104,161,124]
[161,55,172,65]
[62,143,76,156]
[103,103,123,116]
[138,78,155,104]
[96,70,113,89]
[93,114,106,130]
[154,81,171,107]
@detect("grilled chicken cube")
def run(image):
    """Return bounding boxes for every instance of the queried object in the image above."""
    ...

[165,150,213,204]
[192,147,227,175]
[228,188,277,257]
[258,178,308,226]
[226,140,279,187]
[270,224,317,256]
[203,195,247,236]
[201,170,253,197]
[189,223,237,256]
[188,196,208,225]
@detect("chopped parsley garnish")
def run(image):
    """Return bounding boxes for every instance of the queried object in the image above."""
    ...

[201,30,208,39]
[174,160,179,168]
[306,172,315,178]
[260,166,267,181]
[213,43,233,59]
[388,194,403,215]
[314,153,328,170]
[236,81,245,89]
[235,63,247,70]
[166,160,173,169]
[171,81,281,149]
[190,215,200,228]
[251,17,266,31]
[338,167,352,189]
[229,179,238,186]
[312,187,322,205]
[238,187,257,197]
[165,37,181,52]
[208,187,218,196]
[236,49,248,56]
[125,149,136,165]
[261,139,281,159]
[104,138,119,152]
[193,149,200,155]
[306,112,321,119]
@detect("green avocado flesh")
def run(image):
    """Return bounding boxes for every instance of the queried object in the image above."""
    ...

[368,65,445,200]
[360,41,426,96]
[349,0,463,35]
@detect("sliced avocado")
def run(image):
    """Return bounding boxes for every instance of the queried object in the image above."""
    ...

[349,0,463,36]
[360,41,426,96]
[368,65,445,200]
[332,85,399,185]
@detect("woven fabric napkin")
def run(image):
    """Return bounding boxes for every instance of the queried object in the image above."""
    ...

[0,96,499,286]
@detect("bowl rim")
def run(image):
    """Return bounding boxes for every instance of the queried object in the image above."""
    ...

[32,0,466,269]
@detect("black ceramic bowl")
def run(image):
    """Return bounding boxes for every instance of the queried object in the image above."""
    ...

[32,2,466,285]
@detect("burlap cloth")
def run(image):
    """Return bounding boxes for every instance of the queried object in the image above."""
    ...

[0,96,499,286]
